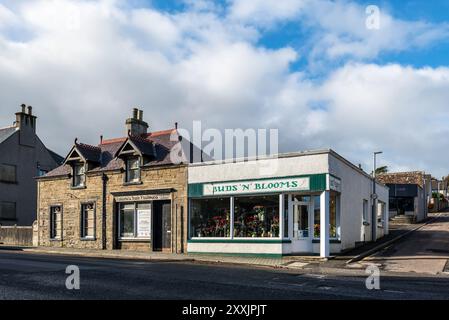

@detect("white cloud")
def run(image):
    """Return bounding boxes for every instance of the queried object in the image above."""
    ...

[227,0,307,26]
[278,64,449,175]
[0,0,449,178]
[0,4,17,29]
[303,0,449,63]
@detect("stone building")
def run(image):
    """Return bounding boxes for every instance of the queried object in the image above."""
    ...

[37,109,193,253]
[376,171,431,223]
[0,105,62,226]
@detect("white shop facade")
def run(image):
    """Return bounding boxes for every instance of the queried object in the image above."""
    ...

[187,150,389,257]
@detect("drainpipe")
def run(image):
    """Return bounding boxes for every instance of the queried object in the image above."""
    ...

[102,173,108,250]
[372,151,382,242]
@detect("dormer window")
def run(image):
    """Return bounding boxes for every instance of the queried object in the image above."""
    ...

[126,157,140,183]
[73,163,86,187]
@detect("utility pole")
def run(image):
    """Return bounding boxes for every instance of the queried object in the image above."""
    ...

[372,151,383,242]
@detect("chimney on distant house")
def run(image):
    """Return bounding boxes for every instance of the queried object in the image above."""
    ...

[15,104,37,133]
[15,104,37,147]
[125,108,148,136]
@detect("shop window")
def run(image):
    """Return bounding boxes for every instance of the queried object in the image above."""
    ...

[125,157,140,183]
[313,194,339,239]
[0,164,16,183]
[284,195,289,238]
[119,203,151,239]
[50,206,62,239]
[81,203,95,239]
[73,163,85,187]
[313,196,321,238]
[329,194,338,238]
[234,196,279,238]
[190,198,230,238]
[0,202,16,220]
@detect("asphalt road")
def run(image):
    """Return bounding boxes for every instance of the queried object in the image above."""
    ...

[1,250,449,299]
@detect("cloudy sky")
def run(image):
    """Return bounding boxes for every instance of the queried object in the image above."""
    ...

[1,0,449,176]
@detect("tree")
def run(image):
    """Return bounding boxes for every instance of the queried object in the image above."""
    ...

[374,166,388,175]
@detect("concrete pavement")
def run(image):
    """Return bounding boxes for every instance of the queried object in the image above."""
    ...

[357,213,449,275]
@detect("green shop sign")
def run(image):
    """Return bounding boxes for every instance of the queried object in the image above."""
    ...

[189,174,330,197]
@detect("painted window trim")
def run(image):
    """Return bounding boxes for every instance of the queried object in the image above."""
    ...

[117,201,153,240]
[49,204,63,240]
[80,202,96,240]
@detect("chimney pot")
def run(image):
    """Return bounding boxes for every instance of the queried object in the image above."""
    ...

[21,104,26,113]
[126,108,148,136]
[27,106,32,115]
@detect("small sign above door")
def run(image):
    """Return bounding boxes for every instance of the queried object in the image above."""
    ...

[115,193,171,202]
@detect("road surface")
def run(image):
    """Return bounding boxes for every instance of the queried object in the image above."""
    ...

[1,250,449,299]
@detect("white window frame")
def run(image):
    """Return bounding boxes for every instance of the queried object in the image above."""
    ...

[73,163,85,187]
[80,202,96,239]
[50,205,63,240]
[125,157,141,183]
[118,202,152,240]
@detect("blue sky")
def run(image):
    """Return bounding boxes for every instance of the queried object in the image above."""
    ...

[146,0,449,69]
[0,0,449,176]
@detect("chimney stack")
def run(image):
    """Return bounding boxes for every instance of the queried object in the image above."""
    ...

[125,108,148,136]
[15,104,37,132]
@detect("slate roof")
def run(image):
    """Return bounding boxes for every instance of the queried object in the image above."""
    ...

[42,129,183,178]
[0,126,18,144]
[46,148,65,165]
[75,142,102,163]
[125,134,157,158]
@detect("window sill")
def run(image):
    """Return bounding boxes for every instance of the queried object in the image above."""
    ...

[49,238,63,241]
[119,238,151,242]
[123,181,143,186]
[80,237,96,241]
[71,185,87,190]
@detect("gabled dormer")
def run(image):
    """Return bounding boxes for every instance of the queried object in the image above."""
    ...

[63,140,101,188]
[116,135,157,185]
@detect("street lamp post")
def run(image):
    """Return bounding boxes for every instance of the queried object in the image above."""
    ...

[372,151,383,242]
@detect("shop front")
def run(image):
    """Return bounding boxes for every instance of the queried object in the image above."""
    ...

[188,174,341,257]
[187,150,389,257]
[113,190,173,252]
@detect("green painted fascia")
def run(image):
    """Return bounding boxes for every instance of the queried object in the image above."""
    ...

[187,252,283,258]
[188,173,328,197]
[188,239,291,244]
[188,183,203,197]
[309,174,327,191]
